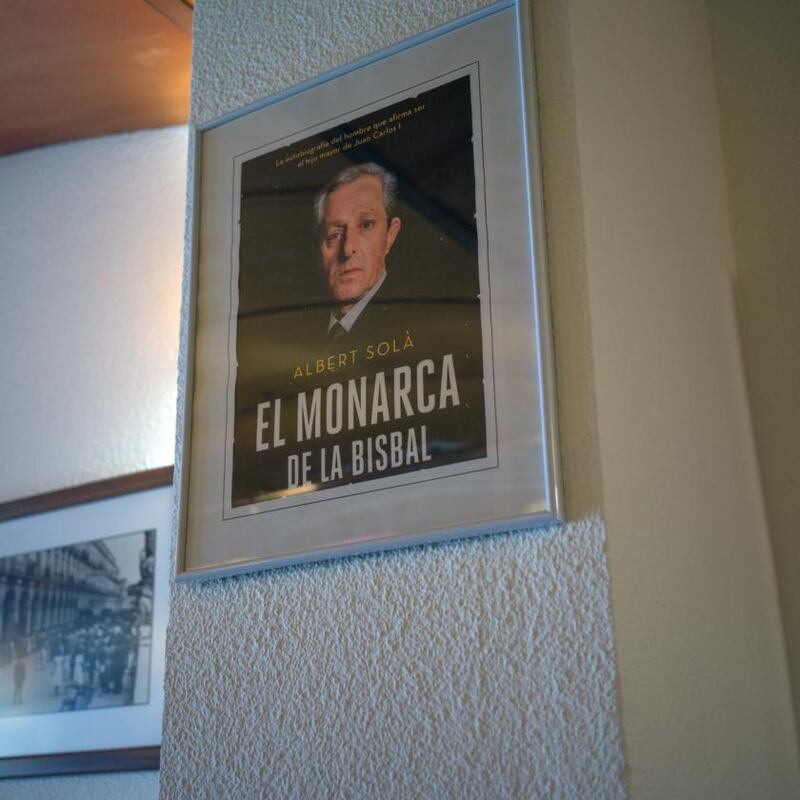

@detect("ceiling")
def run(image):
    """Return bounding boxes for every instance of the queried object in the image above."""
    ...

[0,0,193,156]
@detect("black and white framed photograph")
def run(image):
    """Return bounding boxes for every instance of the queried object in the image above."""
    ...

[0,468,172,778]
[178,0,561,579]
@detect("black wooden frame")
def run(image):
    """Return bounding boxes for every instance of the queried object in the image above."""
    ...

[0,467,172,779]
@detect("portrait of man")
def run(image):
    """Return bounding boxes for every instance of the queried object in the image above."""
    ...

[315,163,402,346]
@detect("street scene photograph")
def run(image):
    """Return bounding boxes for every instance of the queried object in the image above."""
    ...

[0,529,156,717]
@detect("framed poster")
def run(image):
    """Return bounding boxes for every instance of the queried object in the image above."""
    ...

[0,468,172,778]
[178,0,561,580]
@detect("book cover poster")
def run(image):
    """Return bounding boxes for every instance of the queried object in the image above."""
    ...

[226,72,495,516]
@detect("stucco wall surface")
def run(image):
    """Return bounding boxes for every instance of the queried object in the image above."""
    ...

[0,128,187,797]
[161,0,800,799]
[163,519,622,799]
[1,771,159,800]
[0,128,187,502]
[161,0,624,798]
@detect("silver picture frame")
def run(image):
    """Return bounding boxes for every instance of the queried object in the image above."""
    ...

[177,0,562,580]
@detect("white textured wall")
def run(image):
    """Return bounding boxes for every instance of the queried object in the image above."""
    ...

[161,1,800,799]
[706,0,800,730]
[0,772,160,800]
[0,128,187,502]
[164,519,622,798]
[0,128,187,797]
[162,1,625,798]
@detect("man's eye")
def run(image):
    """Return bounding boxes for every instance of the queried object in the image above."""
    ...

[326,231,342,244]
[361,219,374,230]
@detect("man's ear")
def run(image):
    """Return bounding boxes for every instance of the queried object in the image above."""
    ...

[385,216,401,254]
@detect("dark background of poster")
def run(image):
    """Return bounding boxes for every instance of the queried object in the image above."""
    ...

[231,74,488,507]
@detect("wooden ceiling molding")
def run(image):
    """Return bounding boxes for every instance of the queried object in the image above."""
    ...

[0,0,193,156]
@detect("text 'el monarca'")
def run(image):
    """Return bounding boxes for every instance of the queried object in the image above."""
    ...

[255,354,461,451]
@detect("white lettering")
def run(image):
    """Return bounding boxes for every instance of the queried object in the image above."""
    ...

[297,389,321,442]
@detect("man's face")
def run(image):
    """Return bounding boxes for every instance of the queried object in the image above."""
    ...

[319,175,401,313]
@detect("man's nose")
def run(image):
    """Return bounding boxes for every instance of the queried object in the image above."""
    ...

[341,227,357,259]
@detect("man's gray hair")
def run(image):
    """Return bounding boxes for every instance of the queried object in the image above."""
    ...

[314,162,398,235]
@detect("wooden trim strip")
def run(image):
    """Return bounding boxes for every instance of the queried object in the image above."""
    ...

[0,467,174,523]
[0,746,160,779]
[144,0,194,35]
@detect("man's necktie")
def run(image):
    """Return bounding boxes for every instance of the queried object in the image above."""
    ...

[329,321,346,344]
